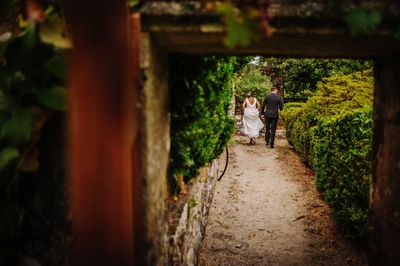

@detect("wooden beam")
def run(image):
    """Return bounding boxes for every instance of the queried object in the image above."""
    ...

[69,2,140,265]
[151,31,400,57]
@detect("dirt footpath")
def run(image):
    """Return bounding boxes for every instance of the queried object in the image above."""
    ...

[198,132,367,266]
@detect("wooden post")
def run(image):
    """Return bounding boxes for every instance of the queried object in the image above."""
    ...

[130,13,146,265]
[370,54,400,266]
[69,2,142,265]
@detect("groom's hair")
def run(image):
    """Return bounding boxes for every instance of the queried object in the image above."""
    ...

[271,87,279,92]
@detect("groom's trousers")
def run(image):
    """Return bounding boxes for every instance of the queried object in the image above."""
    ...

[265,117,278,145]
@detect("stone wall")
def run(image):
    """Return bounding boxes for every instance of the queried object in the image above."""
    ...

[140,34,220,266]
[168,162,219,266]
[140,5,400,264]
[141,33,170,266]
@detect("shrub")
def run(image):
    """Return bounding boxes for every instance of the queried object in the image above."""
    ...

[259,58,371,99]
[282,70,373,238]
[282,70,373,162]
[282,58,371,98]
[169,55,236,193]
[311,108,372,238]
[234,63,272,102]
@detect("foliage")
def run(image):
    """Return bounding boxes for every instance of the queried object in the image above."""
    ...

[232,56,254,73]
[312,108,372,238]
[169,55,237,193]
[282,70,373,238]
[129,0,139,8]
[258,57,284,92]
[261,58,370,99]
[0,3,68,264]
[214,2,399,49]
[215,1,273,48]
[346,7,382,35]
[217,3,261,48]
[234,62,272,103]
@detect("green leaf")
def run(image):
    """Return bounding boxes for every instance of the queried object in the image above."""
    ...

[39,15,71,48]
[22,25,37,49]
[346,8,381,35]
[0,148,19,170]
[369,10,382,25]
[129,0,139,8]
[217,3,260,48]
[36,86,66,111]
[45,54,66,79]
[1,108,34,144]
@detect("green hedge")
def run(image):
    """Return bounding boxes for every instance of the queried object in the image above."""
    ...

[281,58,370,98]
[311,108,372,238]
[169,55,236,193]
[282,70,373,238]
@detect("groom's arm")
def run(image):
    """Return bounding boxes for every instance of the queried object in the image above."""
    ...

[260,97,267,116]
[279,96,284,111]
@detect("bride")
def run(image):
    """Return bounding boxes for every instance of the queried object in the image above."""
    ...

[242,91,264,145]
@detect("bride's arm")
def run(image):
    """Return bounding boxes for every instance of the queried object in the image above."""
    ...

[256,99,260,111]
[242,100,246,111]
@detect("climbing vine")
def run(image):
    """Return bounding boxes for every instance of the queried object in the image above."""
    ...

[213,1,400,48]
[0,1,69,264]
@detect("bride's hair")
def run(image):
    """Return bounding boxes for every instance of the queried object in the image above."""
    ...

[246,91,253,98]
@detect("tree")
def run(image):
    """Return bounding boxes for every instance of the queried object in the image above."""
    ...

[234,63,272,103]
[261,58,371,99]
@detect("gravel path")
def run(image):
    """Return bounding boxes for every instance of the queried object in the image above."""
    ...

[198,132,367,266]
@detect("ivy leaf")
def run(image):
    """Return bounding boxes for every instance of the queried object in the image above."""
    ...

[39,15,71,48]
[0,148,19,170]
[346,8,382,35]
[217,3,260,48]
[1,108,34,144]
[129,0,139,8]
[36,86,66,111]
[369,10,382,26]
[45,54,66,79]
[21,25,37,50]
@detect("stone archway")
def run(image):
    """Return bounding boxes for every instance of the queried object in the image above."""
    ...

[139,2,400,265]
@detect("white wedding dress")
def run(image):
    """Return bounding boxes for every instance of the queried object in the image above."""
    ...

[242,98,264,138]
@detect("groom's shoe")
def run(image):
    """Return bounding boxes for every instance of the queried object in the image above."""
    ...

[270,144,274,149]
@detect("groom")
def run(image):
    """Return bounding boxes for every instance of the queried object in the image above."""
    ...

[261,87,284,148]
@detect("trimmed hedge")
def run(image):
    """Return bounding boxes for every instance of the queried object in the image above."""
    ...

[311,108,372,238]
[282,70,373,238]
[169,55,236,193]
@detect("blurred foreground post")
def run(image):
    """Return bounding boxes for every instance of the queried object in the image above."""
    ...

[69,1,142,265]
[370,55,400,266]
[130,12,145,265]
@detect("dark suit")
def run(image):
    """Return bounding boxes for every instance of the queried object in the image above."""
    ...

[261,93,284,146]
